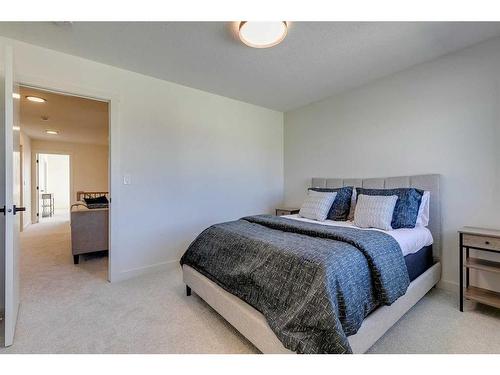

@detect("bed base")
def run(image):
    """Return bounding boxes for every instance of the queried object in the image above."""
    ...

[183,262,441,354]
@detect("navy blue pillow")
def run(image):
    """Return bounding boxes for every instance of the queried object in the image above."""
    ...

[84,195,108,205]
[84,195,109,209]
[356,187,423,229]
[309,186,353,221]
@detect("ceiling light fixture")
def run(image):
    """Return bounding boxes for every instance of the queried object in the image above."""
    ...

[26,96,47,103]
[45,130,59,135]
[13,126,20,131]
[238,21,288,48]
[12,93,20,99]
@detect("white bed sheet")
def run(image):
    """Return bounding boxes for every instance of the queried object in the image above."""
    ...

[283,214,433,256]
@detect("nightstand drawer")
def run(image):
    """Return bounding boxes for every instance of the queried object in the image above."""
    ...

[462,234,500,252]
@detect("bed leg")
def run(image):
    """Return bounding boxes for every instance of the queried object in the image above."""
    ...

[186,285,192,296]
[73,255,79,265]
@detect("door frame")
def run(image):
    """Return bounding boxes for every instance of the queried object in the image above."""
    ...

[16,74,120,283]
[19,144,23,231]
[33,152,72,221]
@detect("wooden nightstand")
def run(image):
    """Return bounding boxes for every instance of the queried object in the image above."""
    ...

[458,227,500,312]
[275,207,300,216]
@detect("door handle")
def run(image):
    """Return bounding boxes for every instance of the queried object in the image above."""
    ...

[13,205,26,215]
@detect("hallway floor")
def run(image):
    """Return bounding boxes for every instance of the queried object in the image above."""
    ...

[38,208,70,224]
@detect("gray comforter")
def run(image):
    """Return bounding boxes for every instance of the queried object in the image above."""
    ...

[180,215,410,353]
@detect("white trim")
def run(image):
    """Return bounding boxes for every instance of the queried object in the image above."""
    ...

[15,73,121,283]
[112,260,180,283]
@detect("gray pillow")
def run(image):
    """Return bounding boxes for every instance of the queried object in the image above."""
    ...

[309,186,354,221]
[354,194,398,231]
[299,191,337,222]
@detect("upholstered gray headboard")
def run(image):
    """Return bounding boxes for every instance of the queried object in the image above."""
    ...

[311,174,441,259]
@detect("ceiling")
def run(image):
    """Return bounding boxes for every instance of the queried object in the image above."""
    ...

[2,22,500,111]
[19,86,108,145]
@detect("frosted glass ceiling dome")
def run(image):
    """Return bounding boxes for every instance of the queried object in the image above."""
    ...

[238,22,288,48]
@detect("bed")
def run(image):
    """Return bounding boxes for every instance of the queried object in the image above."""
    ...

[181,174,441,353]
[70,191,109,264]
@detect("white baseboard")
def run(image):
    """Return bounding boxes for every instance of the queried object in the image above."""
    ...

[437,279,458,293]
[111,259,180,283]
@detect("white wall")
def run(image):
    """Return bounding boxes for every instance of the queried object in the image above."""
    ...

[284,37,500,292]
[45,154,70,209]
[38,153,70,210]
[0,36,284,281]
[32,140,108,206]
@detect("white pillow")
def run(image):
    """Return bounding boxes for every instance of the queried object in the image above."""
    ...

[299,190,337,222]
[354,194,398,231]
[416,191,430,227]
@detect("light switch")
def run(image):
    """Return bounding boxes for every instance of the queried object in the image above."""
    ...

[123,174,131,185]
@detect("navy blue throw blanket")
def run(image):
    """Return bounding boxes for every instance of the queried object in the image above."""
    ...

[180,215,410,353]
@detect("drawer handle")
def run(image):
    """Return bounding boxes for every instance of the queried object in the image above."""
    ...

[485,241,490,245]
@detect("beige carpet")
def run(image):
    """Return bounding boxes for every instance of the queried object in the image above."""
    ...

[1,216,499,354]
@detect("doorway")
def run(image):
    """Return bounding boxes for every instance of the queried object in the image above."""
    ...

[17,84,111,281]
[36,153,71,222]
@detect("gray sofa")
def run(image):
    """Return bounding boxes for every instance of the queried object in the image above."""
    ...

[70,204,109,264]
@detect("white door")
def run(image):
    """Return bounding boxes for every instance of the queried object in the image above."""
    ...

[1,45,22,347]
[34,153,40,223]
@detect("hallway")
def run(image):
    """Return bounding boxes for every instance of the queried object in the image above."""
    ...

[21,212,107,283]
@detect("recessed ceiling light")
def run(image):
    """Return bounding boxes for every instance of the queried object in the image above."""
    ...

[238,21,288,48]
[26,96,46,103]
[45,130,59,135]
[12,93,20,99]
[13,126,20,131]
